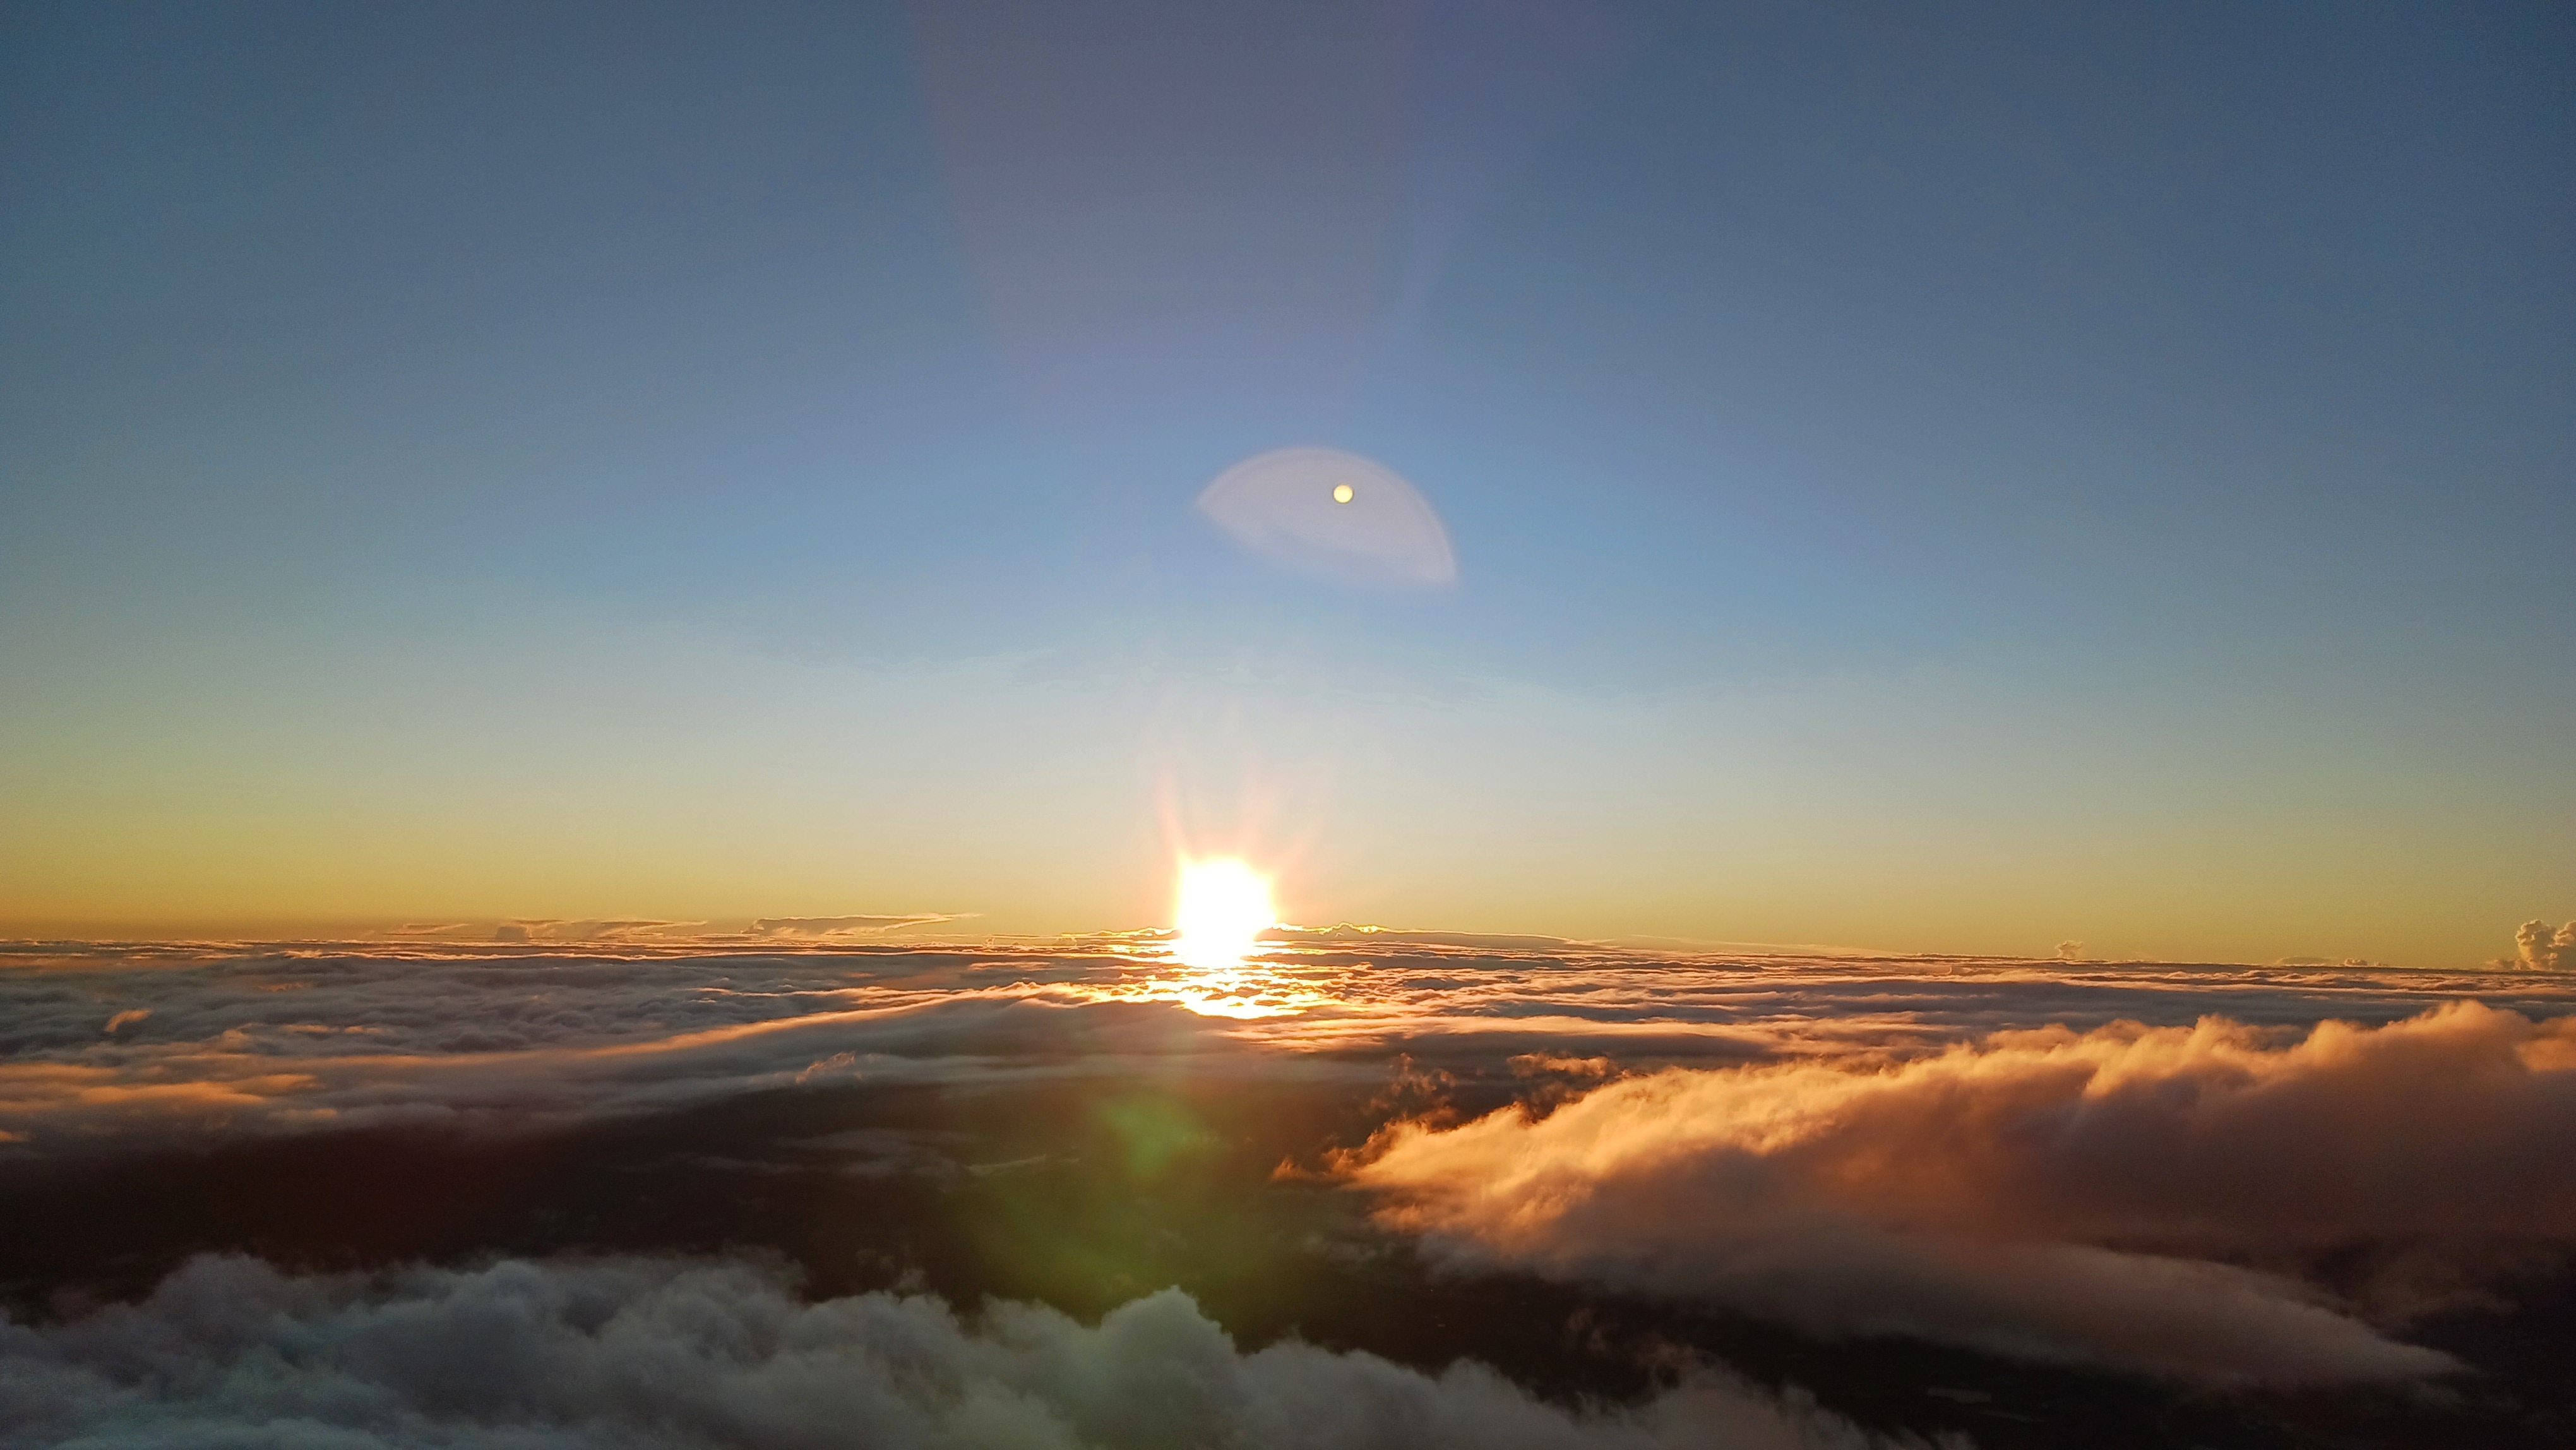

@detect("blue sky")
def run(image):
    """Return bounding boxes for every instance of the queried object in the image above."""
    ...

[3,1,2570,961]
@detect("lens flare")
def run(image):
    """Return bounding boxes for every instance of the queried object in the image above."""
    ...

[1172,858,1276,970]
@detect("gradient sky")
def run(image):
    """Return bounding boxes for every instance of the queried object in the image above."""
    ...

[3,1,2570,962]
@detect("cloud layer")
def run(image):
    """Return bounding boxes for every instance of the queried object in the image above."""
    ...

[3,939,2572,1435]
[0,1256,1901,1450]
[3,940,2570,1149]
[1351,1002,2576,1386]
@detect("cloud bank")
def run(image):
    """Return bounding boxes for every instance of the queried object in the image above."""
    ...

[1351,1002,2576,1386]
[0,1256,1908,1450]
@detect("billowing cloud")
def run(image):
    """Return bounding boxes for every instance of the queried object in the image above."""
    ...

[0,1255,1905,1450]
[1348,1002,2576,1386]
[1198,448,1457,588]
[2515,920,2576,971]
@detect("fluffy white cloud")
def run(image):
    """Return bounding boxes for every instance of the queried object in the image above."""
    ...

[1349,1002,2576,1386]
[0,1257,1915,1450]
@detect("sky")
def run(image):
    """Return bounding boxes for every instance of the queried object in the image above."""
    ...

[3,1,2571,963]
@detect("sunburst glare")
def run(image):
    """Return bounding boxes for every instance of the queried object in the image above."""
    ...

[1171,858,1276,971]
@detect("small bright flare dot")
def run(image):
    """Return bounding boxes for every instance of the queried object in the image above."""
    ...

[1332,482,1354,503]
[1172,858,1276,969]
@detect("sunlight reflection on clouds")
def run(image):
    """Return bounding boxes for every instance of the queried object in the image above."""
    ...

[3,937,2567,1146]
[4,937,2573,1392]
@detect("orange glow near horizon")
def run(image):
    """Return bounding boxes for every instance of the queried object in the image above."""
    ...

[1171,858,1276,971]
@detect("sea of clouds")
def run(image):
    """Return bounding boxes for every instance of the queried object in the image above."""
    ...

[6,937,2568,1144]
[3,934,2571,1437]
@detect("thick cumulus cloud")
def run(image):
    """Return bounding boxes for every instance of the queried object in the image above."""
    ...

[2515,920,2576,971]
[1351,1002,2576,1387]
[0,1257,1917,1450]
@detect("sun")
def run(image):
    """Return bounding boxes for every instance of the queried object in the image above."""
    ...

[1172,858,1276,969]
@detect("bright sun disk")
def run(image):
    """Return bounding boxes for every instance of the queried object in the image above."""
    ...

[1172,858,1276,970]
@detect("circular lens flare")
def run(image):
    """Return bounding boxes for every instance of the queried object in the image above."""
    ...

[1172,858,1276,970]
